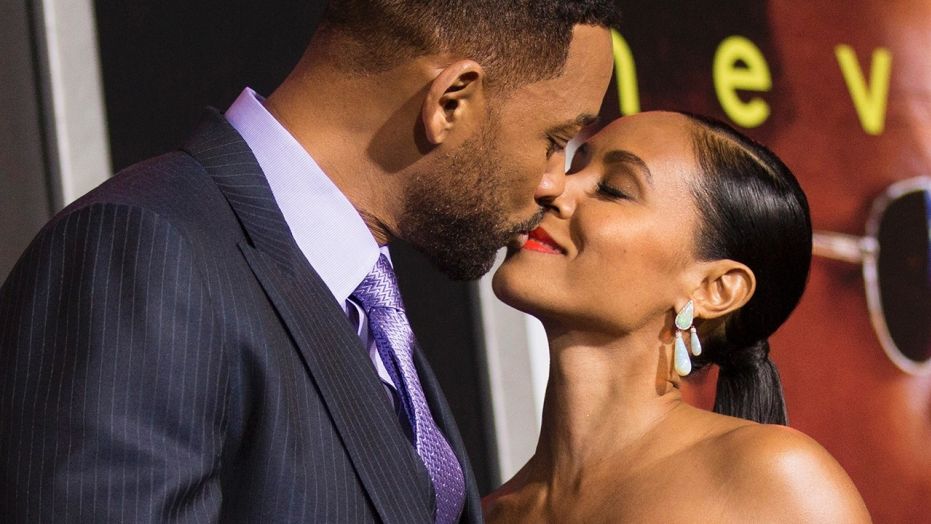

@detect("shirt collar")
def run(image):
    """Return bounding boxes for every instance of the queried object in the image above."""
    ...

[225,87,386,307]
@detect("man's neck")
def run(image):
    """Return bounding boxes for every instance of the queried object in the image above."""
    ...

[263,58,433,246]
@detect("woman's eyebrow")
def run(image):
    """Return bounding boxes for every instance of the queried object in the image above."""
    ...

[602,149,653,187]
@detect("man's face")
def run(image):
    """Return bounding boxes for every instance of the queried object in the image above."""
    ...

[400,24,614,280]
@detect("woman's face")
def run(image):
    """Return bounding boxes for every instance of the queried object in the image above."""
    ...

[492,112,704,336]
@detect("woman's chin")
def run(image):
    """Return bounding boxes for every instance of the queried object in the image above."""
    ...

[491,262,548,317]
[490,265,519,305]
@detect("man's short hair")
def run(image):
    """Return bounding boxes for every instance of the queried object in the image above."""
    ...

[318,0,620,89]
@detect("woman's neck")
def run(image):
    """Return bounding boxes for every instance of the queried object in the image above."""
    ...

[529,326,685,487]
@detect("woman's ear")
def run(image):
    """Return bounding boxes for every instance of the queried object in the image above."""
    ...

[691,260,756,320]
[422,60,486,145]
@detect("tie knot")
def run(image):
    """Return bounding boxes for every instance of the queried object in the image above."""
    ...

[352,254,405,312]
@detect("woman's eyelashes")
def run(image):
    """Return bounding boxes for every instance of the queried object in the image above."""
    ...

[596,181,631,201]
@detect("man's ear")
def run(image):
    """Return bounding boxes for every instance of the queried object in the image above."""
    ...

[691,260,756,320]
[422,60,486,145]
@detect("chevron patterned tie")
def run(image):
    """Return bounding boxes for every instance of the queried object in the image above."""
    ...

[352,255,466,524]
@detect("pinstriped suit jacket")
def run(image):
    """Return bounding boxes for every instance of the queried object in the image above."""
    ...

[0,110,483,523]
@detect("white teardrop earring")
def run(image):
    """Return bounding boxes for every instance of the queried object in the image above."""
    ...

[674,330,692,376]
[673,300,698,376]
[675,300,694,330]
[690,326,702,356]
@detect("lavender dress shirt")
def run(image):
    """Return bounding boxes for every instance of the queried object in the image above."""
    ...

[225,87,397,391]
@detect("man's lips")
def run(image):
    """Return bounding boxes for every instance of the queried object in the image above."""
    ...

[522,226,565,255]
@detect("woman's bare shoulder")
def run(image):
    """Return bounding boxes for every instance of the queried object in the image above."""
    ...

[708,423,871,523]
[482,462,538,522]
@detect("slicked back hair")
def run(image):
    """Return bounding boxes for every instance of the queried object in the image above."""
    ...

[317,0,620,89]
[683,112,812,426]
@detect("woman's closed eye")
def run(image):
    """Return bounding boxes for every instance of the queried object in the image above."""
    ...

[596,181,632,201]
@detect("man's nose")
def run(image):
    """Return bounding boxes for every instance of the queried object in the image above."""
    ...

[546,177,579,219]
[534,153,568,203]
[540,161,581,220]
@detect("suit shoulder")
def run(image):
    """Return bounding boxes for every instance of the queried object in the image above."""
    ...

[53,151,237,246]
[65,151,211,215]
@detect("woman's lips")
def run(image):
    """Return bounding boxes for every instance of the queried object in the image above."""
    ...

[522,227,564,255]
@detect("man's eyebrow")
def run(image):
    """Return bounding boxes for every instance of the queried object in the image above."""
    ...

[547,113,601,137]
[603,149,654,187]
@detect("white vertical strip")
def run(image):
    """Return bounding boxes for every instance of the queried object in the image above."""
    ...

[42,0,111,206]
[477,252,551,483]
[524,316,549,418]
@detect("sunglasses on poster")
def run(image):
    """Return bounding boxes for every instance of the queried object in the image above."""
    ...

[812,177,931,375]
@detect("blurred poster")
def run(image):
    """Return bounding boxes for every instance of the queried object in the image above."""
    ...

[605,1,931,521]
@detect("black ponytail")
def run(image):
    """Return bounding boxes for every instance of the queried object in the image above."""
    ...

[711,340,787,425]
[682,112,811,426]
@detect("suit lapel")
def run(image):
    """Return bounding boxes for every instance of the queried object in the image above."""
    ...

[182,110,435,523]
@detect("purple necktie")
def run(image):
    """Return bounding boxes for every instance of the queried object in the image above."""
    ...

[352,255,466,524]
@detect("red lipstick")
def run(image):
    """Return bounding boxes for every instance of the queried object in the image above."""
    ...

[523,227,564,255]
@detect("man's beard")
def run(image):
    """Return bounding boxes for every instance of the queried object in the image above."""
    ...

[399,130,544,281]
